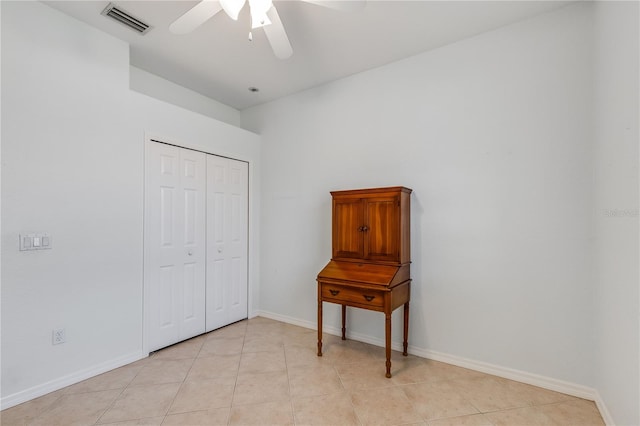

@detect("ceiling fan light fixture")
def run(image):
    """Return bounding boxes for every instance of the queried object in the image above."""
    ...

[251,13,271,29]
[249,0,273,28]
[220,0,245,20]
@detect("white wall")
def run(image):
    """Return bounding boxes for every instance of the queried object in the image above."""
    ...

[592,2,639,425]
[129,66,242,128]
[242,1,597,390]
[1,1,260,408]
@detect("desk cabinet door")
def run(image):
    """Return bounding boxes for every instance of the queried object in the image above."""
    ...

[364,197,400,262]
[332,197,365,259]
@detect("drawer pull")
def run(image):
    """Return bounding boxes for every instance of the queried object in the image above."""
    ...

[329,289,340,296]
[363,295,375,302]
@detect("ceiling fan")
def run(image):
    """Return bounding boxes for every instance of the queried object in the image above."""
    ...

[169,0,365,60]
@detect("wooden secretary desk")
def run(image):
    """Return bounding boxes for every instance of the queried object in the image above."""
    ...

[317,186,411,378]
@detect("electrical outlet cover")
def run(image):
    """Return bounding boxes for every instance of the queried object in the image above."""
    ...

[52,328,66,345]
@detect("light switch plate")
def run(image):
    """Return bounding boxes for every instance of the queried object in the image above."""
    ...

[20,233,52,251]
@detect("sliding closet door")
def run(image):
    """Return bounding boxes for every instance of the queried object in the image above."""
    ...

[146,142,206,352]
[206,155,249,331]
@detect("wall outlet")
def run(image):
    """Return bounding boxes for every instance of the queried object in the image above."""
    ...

[52,328,66,345]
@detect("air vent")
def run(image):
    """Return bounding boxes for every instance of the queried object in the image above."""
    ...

[101,3,151,34]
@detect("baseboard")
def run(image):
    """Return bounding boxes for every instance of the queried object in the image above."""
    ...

[256,310,605,405]
[257,310,317,330]
[0,351,146,411]
[416,348,597,401]
[593,390,616,426]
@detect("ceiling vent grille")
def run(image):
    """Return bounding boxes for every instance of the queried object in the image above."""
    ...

[101,3,151,34]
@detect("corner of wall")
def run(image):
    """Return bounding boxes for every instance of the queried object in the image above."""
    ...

[129,66,242,128]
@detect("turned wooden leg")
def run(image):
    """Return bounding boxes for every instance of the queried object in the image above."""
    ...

[385,312,392,378]
[403,302,409,356]
[317,299,323,356]
[341,305,346,340]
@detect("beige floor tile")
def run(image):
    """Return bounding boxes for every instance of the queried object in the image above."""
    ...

[232,371,289,406]
[30,389,121,426]
[238,349,286,375]
[187,354,241,379]
[244,325,287,341]
[64,365,142,395]
[128,359,193,387]
[288,364,345,398]
[390,357,485,386]
[316,332,345,347]
[228,400,294,425]
[445,376,531,412]
[501,379,574,406]
[428,413,493,426]
[335,359,397,390]
[119,357,153,370]
[242,335,285,353]
[320,338,382,365]
[0,318,605,426]
[280,325,317,346]
[163,407,230,425]
[245,320,286,335]
[536,398,605,425]
[292,392,360,425]
[151,335,205,360]
[281,322,311,334]
[207,321,248,339]
[168,376,236,414]
[0,389,65,425]
[484,406,555,425]
[285,336,317,352]
[402,381,480,421]
[98,416,164,425]
[284,343,326,369]
[97,383,181,424]
[350,386,423,425]
[199,336,245,357]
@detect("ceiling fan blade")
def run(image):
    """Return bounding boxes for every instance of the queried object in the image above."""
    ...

[169,0,223,34]
[263,6,293,60]
[300,0,366,12]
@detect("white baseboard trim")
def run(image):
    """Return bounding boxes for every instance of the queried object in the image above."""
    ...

[593,390,616,426]
[416,348,597,401]
[256,310,608,413]
[257,310,317,330]
[0,351,146,411]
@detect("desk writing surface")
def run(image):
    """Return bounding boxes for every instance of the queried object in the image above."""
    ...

[318,260,411,288]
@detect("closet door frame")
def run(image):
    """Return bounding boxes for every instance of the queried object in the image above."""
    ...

[143,135,253,355]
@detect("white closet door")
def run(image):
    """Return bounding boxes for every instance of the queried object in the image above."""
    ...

[206,155,249,331]
[146,142,206,351]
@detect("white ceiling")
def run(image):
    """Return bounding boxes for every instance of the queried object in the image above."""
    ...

[45,0,572,110]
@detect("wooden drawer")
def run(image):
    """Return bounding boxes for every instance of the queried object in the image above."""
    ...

[321,284,384,308]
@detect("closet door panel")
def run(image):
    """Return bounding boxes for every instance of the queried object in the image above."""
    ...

[178,148,207,340]
[146,142,206,352]
[227,159,248,323]
[206,156,248,331]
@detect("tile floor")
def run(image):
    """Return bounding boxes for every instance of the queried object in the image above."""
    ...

[1,317,605,425]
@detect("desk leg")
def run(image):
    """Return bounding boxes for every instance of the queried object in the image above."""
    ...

[385,312,392,378]
[317,299,323,357]
[341,305,346,340]
[403,302,409,356]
